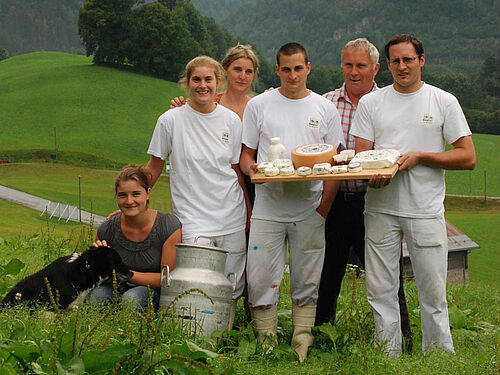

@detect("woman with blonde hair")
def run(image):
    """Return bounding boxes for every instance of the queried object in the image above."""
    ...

[171,44,259,120]
[89,164,182,311]
[147,55,248,328]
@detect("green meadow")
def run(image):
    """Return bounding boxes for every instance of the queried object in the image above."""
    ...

[0,52,184,165]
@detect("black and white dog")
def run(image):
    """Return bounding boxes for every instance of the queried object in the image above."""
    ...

[1,246,132,309]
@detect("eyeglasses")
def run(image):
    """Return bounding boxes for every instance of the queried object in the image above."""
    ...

[389,56,420,66]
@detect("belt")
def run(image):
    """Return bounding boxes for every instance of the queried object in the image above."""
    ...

[340,191,366,201]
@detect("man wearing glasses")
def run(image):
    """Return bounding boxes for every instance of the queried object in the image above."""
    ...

[351,34,476,357]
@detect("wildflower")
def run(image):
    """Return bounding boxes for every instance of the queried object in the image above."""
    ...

[15,293,22,301]
[117,328,124,336]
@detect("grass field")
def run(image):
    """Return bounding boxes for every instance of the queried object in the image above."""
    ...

[445,133,500,197]
[0,163,172,217]
[0,52,184,165]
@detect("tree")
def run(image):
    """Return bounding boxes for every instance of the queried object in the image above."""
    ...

[480,56,500,97]
[0,47,8,61]
[129,2,203,81]
[78,0,137,65]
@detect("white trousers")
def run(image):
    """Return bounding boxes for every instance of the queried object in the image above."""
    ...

[247,211,326,307]
[184,230,246,300]
[364,212,454,356]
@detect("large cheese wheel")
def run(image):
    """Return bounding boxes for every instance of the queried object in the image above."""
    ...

[291,143,337,169]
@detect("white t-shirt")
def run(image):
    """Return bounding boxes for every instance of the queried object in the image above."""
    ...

[242,89,343,221]
[148,103,246,237]
[351,83,471,218]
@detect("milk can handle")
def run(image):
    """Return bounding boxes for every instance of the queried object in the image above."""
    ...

[228,272,237,292]
[161,265,171,288]
[194,235,215,247]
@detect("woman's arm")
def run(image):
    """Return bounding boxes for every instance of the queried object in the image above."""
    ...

[232,163,252,232]
[127,228,181,290]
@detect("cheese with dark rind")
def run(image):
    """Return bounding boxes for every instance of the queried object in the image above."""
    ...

[291,143,337,169]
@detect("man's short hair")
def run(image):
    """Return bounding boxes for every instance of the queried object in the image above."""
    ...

[276,42,308,66]
[342,38,380,70]
[384,34,424,60]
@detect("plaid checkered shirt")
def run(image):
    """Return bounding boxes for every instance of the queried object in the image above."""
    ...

[323,83,377,192]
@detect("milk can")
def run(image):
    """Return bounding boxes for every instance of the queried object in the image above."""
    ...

[159,238,235,337]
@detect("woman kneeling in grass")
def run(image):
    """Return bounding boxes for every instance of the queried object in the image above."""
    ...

[89,164,182,310]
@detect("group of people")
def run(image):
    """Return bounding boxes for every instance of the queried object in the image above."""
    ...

[89,34,476,361]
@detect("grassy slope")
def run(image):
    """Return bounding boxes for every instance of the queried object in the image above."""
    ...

[0,52,184,165]
[0,198,89,240]
[0,163,172,217]
[445,134,500,197]
[444,197,500,289]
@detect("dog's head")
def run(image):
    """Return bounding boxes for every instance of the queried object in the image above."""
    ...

[83,246,133,283]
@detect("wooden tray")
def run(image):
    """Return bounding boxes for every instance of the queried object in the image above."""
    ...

[251,164,398,183]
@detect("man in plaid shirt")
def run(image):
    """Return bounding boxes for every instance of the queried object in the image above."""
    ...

[315,39,412,350]
[315,38,379,327]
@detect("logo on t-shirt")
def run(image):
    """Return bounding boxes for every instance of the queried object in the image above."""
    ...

[422,113,434,125]
[308,117,320,129]
[221,131,230,144]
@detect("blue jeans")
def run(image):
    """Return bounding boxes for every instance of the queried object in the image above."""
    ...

[88,284,159,311]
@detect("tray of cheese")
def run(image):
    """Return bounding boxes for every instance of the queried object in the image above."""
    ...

[251,149,400,183]
[251,163,398,183]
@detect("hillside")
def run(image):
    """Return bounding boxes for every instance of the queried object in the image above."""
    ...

[203,0,500,74]
[0,52,183,165]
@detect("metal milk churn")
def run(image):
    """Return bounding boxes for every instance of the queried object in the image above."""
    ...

[159,239,235,337]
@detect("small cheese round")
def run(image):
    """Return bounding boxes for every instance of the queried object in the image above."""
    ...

[264,166,279,177]
[313,163,332,175]
[331,165,348,174]
[297,166,312,176]
[258,161,274,173]
[347,162,362,173]
[291,143,337,168]
[273,158,293,169]
[333,154,348,164]
[279,166,294,176]
[340,149,355,160]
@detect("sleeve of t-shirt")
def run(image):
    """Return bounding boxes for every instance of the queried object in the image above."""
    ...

[159,212,182,242]
[351,97,375,142]
[147,111,172,160]
[323,102,345,149]
[230,114,243,164]
[241,98,260,150]
[443,96,472,145]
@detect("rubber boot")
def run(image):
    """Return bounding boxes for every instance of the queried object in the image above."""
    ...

[250,305,278,353]
[291,305,316,363]
[227,300,237,330]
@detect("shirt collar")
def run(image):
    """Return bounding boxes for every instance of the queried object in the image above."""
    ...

[340,82,378,104]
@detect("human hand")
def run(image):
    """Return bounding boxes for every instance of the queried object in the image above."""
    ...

[170,96,186,109]
[397,152,420,171]
[92,239,109,248]
[368,174,391,189]
[106,210,120,220]
[315,203,330,219]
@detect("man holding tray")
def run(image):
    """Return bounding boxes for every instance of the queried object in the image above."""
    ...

[316,37,413,353]
[351,34,476,357]
[239,42,343,362]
